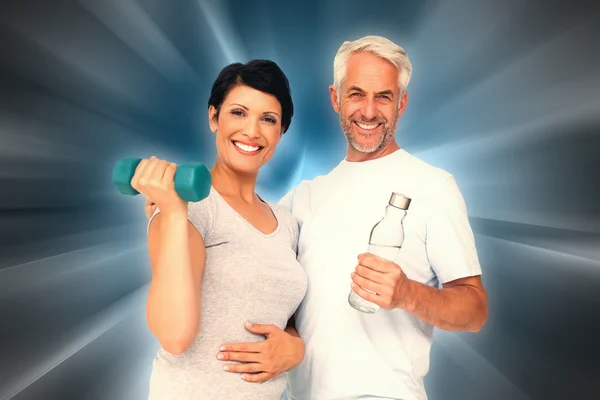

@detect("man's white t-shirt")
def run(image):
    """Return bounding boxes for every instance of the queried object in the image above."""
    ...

[278,149,482,400]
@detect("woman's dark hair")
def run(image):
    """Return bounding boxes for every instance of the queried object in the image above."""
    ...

[208,59,294,133]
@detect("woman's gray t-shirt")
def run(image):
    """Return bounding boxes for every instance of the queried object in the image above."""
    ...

[147,187,308,400]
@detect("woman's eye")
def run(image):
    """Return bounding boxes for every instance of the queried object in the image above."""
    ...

[264,117,277,124]
[231,109,245,116]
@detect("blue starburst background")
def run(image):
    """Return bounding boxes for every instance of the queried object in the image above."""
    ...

[0,1,599,399]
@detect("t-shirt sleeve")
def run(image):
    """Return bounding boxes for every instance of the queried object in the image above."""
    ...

[426,176,482,285]
[187,195,217,238]
[147,194,217,239]
[290,215,300,255]
[278,181,312,229]
[277,189,300,254]
[277,188,295,213]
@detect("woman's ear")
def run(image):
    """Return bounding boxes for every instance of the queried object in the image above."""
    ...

[208,106,218,133]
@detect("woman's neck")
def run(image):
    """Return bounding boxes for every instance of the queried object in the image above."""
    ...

[210,160,258,204]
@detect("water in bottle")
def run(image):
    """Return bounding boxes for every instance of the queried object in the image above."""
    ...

[349,192,411,314]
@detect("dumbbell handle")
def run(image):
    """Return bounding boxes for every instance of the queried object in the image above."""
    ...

[113,158,212,202]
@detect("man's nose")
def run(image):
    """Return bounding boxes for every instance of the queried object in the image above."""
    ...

[360,95,377,120]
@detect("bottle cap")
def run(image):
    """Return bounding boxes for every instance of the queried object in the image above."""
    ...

[389,192,411,210]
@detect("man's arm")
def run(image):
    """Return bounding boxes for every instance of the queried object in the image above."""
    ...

[285,315,302,339]
[351,253,488,332]
[390,174,486,332]
[215,318,304,383]
[400,275,487,332]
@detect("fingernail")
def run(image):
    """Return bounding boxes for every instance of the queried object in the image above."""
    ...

[351,282,356,288]
[219,346,226,351]
[240,375,246,380]
[217,354,224,360]
[244,322,251,327]
[223,366,229,371]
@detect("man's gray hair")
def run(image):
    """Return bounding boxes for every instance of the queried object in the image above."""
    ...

[333,35,412,93]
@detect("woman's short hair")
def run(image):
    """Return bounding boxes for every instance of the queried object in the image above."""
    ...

[208,60,294,133]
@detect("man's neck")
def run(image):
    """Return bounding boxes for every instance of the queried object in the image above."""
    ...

[345,140,400,162]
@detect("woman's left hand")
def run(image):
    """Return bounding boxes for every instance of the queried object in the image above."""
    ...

[217,322,305,383]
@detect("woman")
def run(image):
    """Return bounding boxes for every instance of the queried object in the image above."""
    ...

[131,60,307,399]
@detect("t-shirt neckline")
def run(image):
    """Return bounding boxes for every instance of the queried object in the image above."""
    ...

[340,148,406,167]
[210,187,281,238]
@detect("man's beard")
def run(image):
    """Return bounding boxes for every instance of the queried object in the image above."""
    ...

[340,113,398,154]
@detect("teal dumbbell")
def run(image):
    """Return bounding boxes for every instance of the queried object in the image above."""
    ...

[113,158,212,202]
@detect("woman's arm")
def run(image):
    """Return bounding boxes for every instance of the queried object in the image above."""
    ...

[130,156,206,355]
[146,212,206,355]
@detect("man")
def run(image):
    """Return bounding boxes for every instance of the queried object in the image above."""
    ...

[278,35,487,400]
[146,35,487,400]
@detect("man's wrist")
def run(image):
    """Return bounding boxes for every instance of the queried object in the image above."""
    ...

[285,333,304,368]
[396,277,417,312]
[292,336,305,367]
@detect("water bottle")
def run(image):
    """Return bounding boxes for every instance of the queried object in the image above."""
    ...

[349,192,411,313]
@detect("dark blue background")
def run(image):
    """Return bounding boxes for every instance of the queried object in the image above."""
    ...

[1,1,599,399]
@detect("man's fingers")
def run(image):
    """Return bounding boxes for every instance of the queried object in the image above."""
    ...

[222,362,264,374]
[360,253,391,271]
[220,342,263,353]
[241,372,272,383]
[351,272,388,296]
[218,351,262,363]
[244,322,276,336]
[354,264,387,284]
[359,253,400,274]
[350,282,382,306]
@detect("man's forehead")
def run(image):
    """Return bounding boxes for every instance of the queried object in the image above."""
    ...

[343,78,398,94]
[344,52,399,92]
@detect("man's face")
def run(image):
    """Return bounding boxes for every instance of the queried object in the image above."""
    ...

[330,52,407,154]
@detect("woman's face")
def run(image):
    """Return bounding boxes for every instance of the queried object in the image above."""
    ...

[209,85,284,176]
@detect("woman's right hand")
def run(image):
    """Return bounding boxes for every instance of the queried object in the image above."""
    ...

[130,156,188,216]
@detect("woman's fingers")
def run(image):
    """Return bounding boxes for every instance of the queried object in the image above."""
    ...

[161,163,178,187]
[132,157,186,214]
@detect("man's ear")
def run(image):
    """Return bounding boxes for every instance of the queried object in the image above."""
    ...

[397,90,408,119]
[329,85,341,113]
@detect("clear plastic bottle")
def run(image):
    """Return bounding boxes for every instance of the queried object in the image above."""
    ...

[348,192,411,314]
